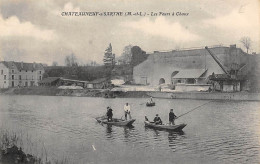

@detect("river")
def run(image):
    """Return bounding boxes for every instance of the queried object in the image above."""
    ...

[0,95,259,164]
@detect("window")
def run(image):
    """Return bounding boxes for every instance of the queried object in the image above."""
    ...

[19,75,21,80]
[32,75,34,80]
[1,70,3,75]
[26,70,27,72]
[26,75,27,80]
[4,81,6,83]
[12,70,14,73]
[12,75,14,80]
[39,76,42,80]
[20,70,21,72]
[32,70,33,72]
[39,71,41,74]
[4,75,6,80]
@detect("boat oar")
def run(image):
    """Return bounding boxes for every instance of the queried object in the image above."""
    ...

[176,100,213,119]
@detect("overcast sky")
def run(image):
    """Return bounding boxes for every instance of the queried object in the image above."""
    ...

[0,0,259,65]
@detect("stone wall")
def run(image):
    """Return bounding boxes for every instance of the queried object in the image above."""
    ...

[133,46,252,86]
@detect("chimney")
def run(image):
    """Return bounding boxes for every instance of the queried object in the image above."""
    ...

[21,61,23,68]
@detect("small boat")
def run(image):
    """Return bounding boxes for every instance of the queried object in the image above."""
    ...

[146,102,155,107]
[144,121,186,131]
[96,117,136,126]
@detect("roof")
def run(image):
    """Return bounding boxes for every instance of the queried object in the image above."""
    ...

[60,78,89,83]
[39,77,61,84]
[172,69,207,79]
[0,61,44,70]
[209,74,241,81]
[88,77,108,84]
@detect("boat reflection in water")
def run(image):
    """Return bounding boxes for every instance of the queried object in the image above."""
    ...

[105,124,135,140]
[168,131,185,151]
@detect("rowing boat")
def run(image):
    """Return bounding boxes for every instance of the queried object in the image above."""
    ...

[146,102,155,107]
[96,117,136,126]
[144,121,186,131]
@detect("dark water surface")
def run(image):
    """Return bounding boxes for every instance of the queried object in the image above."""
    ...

[0,95,259,164]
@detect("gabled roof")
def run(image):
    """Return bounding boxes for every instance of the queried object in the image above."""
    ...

[172,69,207,79]
[88,77,108,84]
[0,61,44,70]
[39,77,61,84]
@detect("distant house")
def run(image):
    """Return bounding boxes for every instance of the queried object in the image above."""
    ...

[86,78,109,89]
[0,61,45,88]
[38,77,61,86]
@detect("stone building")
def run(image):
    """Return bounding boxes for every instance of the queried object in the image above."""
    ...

[0,61,45,88]
[133,45,254,91]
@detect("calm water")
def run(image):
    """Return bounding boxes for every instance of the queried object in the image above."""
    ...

[0,95,259,164]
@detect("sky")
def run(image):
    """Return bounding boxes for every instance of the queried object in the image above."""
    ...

[0,0,259,65]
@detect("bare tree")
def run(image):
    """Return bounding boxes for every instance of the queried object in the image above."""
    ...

[65,53,78,67]
[52,61,58,66]
[240,37,252,53]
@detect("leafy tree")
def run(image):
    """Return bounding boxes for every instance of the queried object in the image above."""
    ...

[240,37,252,53]
[103,43,115,66]
[121,45,133,64]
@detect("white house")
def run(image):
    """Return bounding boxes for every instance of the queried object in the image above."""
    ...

[0,61,45,88]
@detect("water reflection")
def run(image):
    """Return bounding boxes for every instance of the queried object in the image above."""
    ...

[168,131,185,151]
[123,125,135,139]
[105,125,135,140]
[106,125,113,139]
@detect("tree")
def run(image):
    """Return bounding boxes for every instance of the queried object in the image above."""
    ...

[65,53,78,67]
[103,43,115,66]
[52,61,58,66]
[121,45,133,64]
[240,37,252,53]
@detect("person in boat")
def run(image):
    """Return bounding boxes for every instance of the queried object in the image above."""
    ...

[145,116,149,121]
[153,114,162,125]
[124,103,131,120]
[169,109,177,125]
[148,97,154,104]
[106,107,113,122]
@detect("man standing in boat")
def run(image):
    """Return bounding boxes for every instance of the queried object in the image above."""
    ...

[124,103,131,120]
[106,107,113,122]
[169,109,177,125]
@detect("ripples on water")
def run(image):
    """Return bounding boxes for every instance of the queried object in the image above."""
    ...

[0,95,259,164]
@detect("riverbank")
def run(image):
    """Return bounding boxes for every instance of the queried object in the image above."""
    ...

[0,87,259,100]
[0,130,68,164]
[147,91,260,101]
[0,87,150,98]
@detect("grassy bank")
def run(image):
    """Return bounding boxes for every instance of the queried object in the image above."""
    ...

[0,130,68,164]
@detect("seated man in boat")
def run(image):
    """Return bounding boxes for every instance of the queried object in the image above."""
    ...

[145,116,149,121]
[169,109,177,125]
[153,114,162,125]
[106,107,113,122]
